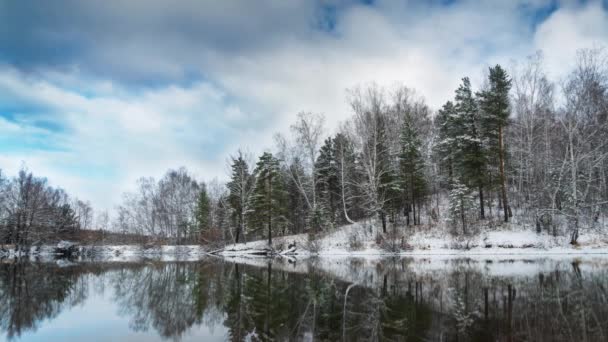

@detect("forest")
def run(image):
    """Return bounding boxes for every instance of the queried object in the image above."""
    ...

[1,48,608,251]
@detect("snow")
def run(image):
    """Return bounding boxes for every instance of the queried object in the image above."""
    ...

[218,220,608,257]
[0,244,208,262]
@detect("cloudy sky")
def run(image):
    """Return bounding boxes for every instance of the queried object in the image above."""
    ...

[0,0,607,212]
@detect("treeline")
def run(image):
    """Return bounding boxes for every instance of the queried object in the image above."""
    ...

[0,168,95,250]
[116,49,608,246]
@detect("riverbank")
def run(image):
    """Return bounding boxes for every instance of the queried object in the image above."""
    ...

[218,221,608,257]
[3,221,608,260]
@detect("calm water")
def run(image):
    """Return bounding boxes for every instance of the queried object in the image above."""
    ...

[1,257,607,341]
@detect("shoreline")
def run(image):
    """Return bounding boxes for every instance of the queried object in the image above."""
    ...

[2,243,608,261]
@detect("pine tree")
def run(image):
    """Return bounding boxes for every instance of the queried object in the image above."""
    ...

[477,65,512,222]
[453,77,487,220]
[399,112,427,226]
[434,101,457,185]
[227,153,254,243]
[315,137,339,228]
[194,183,210,241]
[248,152,286,245]
[447,180,476,235]
[284,158,308,234]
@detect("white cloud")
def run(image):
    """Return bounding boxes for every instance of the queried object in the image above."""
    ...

[0,68,259,212]
[534,1,608,79]
[1,0,607,215]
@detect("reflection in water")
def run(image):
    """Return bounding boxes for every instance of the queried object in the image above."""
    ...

[0,257,607,341]
[0,261,88,339]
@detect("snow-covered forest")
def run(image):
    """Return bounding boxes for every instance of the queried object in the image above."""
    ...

[2,49,608,252]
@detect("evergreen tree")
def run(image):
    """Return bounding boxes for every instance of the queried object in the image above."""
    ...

[477,65,512,222]
[399,112,427,226]
[248,152,286,245]
[194,183,210,240]
[453,77,487,219]
[434,101,458,185]
[315,137,340,227]
[447,180,476,235]
[284,158,308,234]
[227,153,254,243]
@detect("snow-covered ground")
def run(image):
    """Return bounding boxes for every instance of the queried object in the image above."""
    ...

[219,220,608,257]
[0,243,208,262]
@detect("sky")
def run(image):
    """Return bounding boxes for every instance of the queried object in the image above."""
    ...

[0,0,607,214]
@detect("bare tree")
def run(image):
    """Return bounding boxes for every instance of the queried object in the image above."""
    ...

[346,85,393,223]
[276,112,326,213]
[557,49,608,243]
[0,168,80,251]
[74,199,93,230]
[511,51,555,213]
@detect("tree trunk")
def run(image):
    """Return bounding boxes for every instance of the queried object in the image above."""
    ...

[412,202,417,226]
[461,200,467,235]
[479,184,485,219]
[235,221,241,244]
[268,175,272,246]
[499,125,509,222]
[340,153,355,224]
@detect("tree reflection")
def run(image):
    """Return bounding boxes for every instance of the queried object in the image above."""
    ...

[0,261,88,340]
[0,258,607,341]
[109,261,226,339]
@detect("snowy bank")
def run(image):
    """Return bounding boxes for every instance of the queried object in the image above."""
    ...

[217,221,608,257]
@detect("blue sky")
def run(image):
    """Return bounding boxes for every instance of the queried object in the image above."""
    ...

[0,0,607,213]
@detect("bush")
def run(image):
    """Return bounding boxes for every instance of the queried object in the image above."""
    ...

[377,230,410,253]
[348,232,364,251]
[305,234,321,254]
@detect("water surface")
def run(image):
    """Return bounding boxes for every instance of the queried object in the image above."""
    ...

[1,256,607,341]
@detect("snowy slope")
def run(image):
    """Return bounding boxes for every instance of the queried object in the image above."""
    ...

[218,219,608,256]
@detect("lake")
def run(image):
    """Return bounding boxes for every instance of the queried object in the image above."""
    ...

[1,256,607,341]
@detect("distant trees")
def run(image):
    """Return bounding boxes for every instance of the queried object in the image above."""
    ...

[115,167,200,243]
[0,168,80,251]
[74,200,93,230]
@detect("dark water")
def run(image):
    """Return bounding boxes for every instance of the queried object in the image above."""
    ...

[1,257,607,341]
